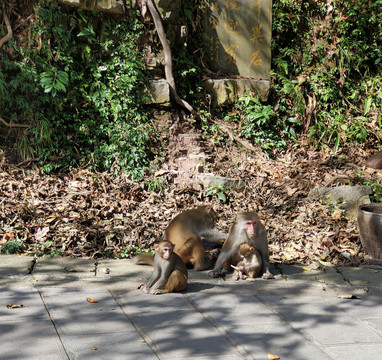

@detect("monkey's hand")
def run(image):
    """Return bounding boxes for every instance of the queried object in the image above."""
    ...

[262,271,275,279]
[137,283,149,293]
[239,272,248,280]
[208,270,221,278]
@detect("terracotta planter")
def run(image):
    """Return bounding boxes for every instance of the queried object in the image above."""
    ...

[358,204,382,259]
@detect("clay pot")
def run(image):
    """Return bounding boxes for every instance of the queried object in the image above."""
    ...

[358,204,382,259]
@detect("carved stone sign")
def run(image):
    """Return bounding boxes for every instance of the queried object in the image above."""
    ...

[204,0,272,79]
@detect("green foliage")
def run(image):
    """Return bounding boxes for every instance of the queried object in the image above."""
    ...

[116,245,152,259]
[224,96,297,153]
[272,0,382,152]
[1,240,24,255]
[205,185,228,203]
[0,2,157,179]
[363,181,382,203]
[145,178,164,193]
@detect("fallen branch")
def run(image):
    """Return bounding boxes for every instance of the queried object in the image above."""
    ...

[0,4,13,48]
[145,0,195,114]
[210,117,259,154]
[0,117,29,129]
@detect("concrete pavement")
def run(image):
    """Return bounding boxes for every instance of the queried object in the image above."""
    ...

[1,255,382,359]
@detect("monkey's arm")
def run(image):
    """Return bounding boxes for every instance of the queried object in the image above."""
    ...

[208,238,240,278]
[201,230,227,248]
[145,258,162,290]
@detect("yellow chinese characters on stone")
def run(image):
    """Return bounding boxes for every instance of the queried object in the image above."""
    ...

[250,0,262,20]
[225,0,240,10]
[248,50,262,68]
[225,44,239,65]
[251,24,263,43]
[224,19,240,34]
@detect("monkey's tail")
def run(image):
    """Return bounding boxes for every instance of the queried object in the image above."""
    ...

[134,254,155,266]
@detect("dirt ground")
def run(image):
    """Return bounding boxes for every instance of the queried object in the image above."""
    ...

[1,123,382,268]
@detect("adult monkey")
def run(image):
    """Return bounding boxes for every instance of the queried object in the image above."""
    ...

[137,240,188,294]
[164,206,227,270]
[208,211,274,279]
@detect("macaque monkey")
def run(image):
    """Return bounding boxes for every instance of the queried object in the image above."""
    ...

[137,241,188,294]
[164,206,226,270]
[231,243,262,281]
[208,211,274,279]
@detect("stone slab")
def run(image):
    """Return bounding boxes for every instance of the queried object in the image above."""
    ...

[0,318,68,360]
[325,343,382,360]
[61,333,157,360]
[0,286,49,321]
[262,296,382,346]
[204,0,272,78]
[226,322,333,360]
[0,255,34,275]
[130,310,245,359]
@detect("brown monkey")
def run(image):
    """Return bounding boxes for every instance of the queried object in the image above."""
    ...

[164,206,226,270]
[137,241,188,294]
[231,243,262,281]
[208,211,274,279]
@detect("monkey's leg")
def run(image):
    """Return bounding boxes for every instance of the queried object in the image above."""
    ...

[190,239,210,270]
[165,270,187,293]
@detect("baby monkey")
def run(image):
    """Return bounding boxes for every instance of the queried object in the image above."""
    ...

[136,240,188,295]
[231,243,262,281]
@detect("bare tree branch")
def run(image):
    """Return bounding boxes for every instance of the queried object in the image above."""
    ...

[145,0,195,114]
[0,117,29,129]
[0,4,13,48]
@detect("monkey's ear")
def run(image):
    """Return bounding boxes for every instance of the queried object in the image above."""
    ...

[204,205,213,213]
[250,246,255,252]
[154,243,160,251]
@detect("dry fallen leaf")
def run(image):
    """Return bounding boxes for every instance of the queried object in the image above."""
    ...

[6,304,24,309]
[1,233,14,244]
[338,294,360,299]
[268,353,280,359]
[87,298,98,303]
[91,347,98,351]
[34,227,50,242]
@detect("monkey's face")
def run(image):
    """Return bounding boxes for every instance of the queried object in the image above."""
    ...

[239,244,255,259]
[162,247,172,260]
[244,221,257,236]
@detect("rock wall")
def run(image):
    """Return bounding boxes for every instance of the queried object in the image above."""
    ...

[58,0,271,104]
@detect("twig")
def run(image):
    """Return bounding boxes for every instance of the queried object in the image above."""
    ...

[0,4,13,48]
[209,117,259,154]
[145,0,195,114]
[0,117,29,129]
[16,158,40,167]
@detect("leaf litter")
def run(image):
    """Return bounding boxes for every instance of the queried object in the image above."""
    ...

[1,142,381,268]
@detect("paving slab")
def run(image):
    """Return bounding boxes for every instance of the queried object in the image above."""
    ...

[0,286,69,360]
[224,322,334,360]
[0,318,69,360]
[0,255,34,275]
[39,288,156,360]
[117,290,248,360]
[2,255,382,360]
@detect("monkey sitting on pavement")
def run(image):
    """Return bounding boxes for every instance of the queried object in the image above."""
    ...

[136,240,188,294]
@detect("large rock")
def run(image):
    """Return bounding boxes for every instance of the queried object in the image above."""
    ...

[308,185,372,218]
[205,79,270,104]
[61,0,126,14]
